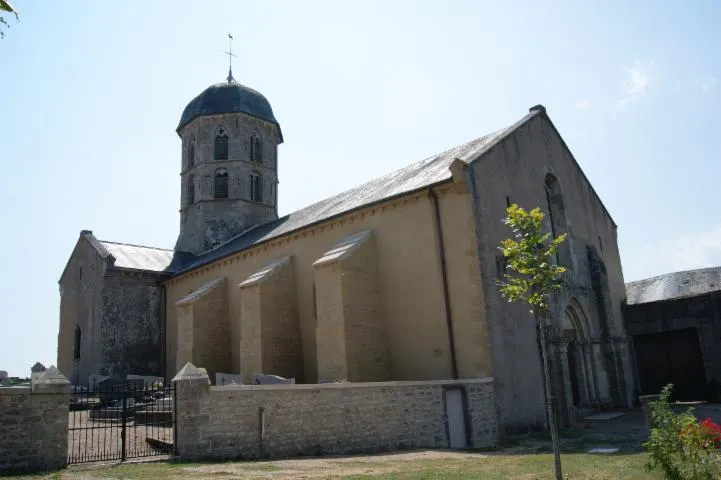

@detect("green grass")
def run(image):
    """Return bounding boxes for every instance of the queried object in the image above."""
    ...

[3,452,661,479]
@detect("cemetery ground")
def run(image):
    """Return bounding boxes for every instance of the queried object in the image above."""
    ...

[11,403,721,479]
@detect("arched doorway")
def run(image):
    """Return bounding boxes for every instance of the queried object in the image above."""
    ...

[560,301,595,419]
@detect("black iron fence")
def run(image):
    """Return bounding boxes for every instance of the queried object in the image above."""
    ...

[67,379,174,463]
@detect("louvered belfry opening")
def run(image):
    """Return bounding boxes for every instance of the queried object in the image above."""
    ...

[250,172,263,202]
[250,134,263,163]
[214,128,229,160]
[214,169,229,199]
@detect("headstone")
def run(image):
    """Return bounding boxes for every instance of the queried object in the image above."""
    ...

[30,362,47,385]
[253,373,295,385]
[88,374,110,391]
[216,372,244,386]
[127,374,164,389]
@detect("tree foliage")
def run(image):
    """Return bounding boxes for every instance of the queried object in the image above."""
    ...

[497,204,567,314]
[0,0,18,40]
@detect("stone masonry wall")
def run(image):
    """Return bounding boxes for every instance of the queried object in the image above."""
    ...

[100,269,165,379]
[0,369,70,473]
[174,364,497,461]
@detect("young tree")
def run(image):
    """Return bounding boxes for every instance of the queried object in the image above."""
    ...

[497,204,567,480]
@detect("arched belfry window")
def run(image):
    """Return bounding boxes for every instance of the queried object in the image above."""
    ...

[250,171,263,202]
[250,133,263,163]
[544,173,571,267]
[214,127,229,161]
[187,174,195,205]
[188,138,196,168]
[73,325,82,361]
[214,169,229,199]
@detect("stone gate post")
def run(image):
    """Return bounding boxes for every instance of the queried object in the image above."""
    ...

[172,362,211,460]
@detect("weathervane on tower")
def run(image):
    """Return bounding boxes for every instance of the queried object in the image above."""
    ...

[225,33,237,83]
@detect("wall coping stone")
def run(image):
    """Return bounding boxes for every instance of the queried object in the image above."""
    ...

[32,366,70,393]
[210,377,494,392]
[173,362,211,383]
[0,386,32,395]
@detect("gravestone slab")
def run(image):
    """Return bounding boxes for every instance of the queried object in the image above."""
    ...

[216,372,244,385]
[253,373,295,385]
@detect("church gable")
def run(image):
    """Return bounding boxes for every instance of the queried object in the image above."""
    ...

[313,230,389,383]
[238,256,302,384]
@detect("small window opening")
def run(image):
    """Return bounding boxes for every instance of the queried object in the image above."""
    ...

[214,169,229,198]
[250,172,263,202]
[79,267,83,282]
[187,174,195,205]
[505,196,511,208]
[73,325,82,361]
[188,139,195,167]
[214,128,229,160]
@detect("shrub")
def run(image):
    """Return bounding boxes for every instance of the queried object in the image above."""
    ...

[643,384,721,480]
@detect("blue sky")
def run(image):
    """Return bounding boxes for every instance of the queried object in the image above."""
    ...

[1,1,719,377]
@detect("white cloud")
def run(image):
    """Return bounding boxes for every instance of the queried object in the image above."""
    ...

[625,224,721,281]
[574,99,590,109]
[616,61,653,111]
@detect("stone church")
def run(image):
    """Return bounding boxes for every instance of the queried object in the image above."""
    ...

[57,69,635,431]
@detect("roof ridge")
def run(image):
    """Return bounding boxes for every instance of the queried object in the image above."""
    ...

[626,265,721,285]
[98,239,175,252]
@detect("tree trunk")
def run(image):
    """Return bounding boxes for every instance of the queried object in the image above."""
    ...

[538,311,563,480]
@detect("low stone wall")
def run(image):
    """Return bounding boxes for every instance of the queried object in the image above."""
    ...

[0,367,70,473]
[174,363,498,461]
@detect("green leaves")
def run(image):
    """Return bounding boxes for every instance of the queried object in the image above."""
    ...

[497,204,567,315]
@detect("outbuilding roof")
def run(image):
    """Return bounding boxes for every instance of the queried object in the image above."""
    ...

[626,266,721,305]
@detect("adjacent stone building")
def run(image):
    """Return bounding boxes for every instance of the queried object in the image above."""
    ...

[625,267,721,401]
[57,67,635,432]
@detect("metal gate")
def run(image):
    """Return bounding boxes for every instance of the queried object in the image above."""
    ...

[68,379,175,463]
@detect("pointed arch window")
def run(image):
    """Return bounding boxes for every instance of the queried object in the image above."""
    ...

[250,172,263,202]
[214,169,229,199]
[187,174,195,205]
[188,138,196,168]
[214,127,229,161]
[249,133,263,163]
[544,173,571,267]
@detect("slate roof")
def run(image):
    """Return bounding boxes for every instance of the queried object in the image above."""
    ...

[176,113,531,274]
[626,266,721,305]
[98,241,186,274]
[177,80,281,136]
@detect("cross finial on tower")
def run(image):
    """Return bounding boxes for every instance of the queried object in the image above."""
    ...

[225,33,237,83]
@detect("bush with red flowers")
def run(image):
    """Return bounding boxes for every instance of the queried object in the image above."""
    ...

[644,384,721,480]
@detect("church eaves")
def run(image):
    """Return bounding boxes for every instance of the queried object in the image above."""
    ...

[172,109,541,275]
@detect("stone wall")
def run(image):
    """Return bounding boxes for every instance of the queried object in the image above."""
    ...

[174,363,497,461]
[0,368,70,473]
[100,269,165,379]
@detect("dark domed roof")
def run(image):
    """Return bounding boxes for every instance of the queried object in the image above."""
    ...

[177,79,281,136]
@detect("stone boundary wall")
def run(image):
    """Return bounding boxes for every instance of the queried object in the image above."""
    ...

[0,367,70,473]
[174,363,498,461]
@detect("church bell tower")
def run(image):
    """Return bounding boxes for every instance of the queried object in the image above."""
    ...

[174,61,283,254]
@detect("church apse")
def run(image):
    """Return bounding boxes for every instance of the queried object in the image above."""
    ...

[237,255,303,384]
[313,230,390,383]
